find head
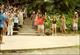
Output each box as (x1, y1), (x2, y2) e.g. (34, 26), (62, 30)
(39, 14), (42, 18)
(53, 16), (56, 20)
(32, 11), (35, 14)
(38, 9), (40, 12)
(74, 11), (78, 15)
(60, 14), (65, 20)
(1, 4), (4, 9)
(14, 14), (17, 17)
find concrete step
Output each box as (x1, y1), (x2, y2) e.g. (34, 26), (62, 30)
(0, 35), (79, 51)
(18, 33), (37, 36)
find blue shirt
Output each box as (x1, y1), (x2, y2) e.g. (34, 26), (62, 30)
(0, 13), (7, 28)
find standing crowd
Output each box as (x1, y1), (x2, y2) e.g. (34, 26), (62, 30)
(0, 3), (79, 44)
(31, 10), (79, 35)
(0, 4), (25, 44)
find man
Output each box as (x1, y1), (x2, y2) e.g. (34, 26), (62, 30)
(37, 14), (45, 35)
(0, 6), (7, 44)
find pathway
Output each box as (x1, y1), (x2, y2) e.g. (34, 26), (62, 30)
(19, 18), (36, 35)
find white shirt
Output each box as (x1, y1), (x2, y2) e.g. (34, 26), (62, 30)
(13, 16), (19, 23)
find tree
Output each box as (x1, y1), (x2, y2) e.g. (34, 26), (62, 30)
(53, 0), (80, 13)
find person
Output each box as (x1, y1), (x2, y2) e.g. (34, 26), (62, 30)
(72, 12), (78, 32)
(18, 9), (24, 28)
(0, 8), (7, 44)
(31, 11), (36, 29)
(37, 14), (45, 35)
(3, 10), (8, 35)
(7, 11), (14, 36)
(34, 13), (38, 31)
(13, 13), (19, 31)
(52, 16), (57, 34)
(23, 8), (27, 21)
(34, 9), (41, 31)
(60, 14), (67, 33)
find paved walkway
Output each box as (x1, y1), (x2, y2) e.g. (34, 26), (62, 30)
(0, 35), (80, 51)
(19, 18), (35, 34)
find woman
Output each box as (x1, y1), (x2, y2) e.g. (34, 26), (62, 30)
(72, 12), (78, 32)
(60, 14), (67, 33)
(52, 16), (57, 34)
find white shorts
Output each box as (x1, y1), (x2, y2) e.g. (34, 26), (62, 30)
(38, 25), (44, 31)
(52, 24), (56, 29)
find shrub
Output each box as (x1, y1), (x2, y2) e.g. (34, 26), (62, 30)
(78, 17), (80, 30)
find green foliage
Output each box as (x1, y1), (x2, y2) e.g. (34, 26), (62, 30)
(78, 17), (80, 30)
(53, 0), (80, 13)
(44, 16), (52, 29)
(66, 15), (72, 31)
(0, 0), (3, 2)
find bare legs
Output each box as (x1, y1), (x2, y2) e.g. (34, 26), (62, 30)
(0, 28), (3, 44)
